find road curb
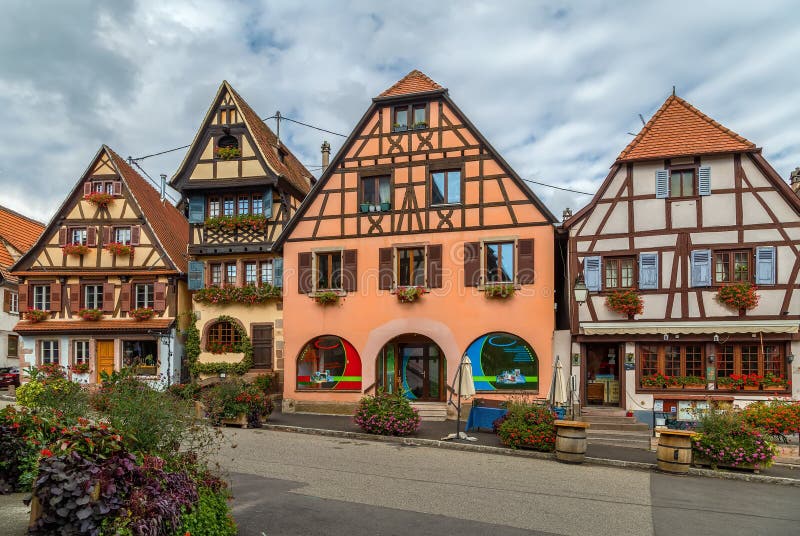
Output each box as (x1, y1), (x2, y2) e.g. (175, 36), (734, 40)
(260, 423), (800, 486)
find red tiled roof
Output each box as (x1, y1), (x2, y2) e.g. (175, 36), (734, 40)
(14, 318), (174, 334)
(617, 95), (756, 162)
(0, 205), (44, 267)
(105, 147), (189, 273)
(378, 70), (444, 98)
(0, 265), (18, 284)
(0, 243), (14, 267)
(226, 84), (313, 195)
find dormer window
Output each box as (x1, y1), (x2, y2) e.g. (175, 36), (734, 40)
(216, 135), (241, 160)
(392, 103), (428, 132)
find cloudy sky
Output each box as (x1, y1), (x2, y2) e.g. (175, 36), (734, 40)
(1, 0), (799, 223)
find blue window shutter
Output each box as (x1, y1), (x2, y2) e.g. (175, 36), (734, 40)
(690, 249), (712, 287)
(188, 261), (204, 290)
(188, 194), (205, 223)
(584, 256), (602, 292)
(755, 246), (776, 285)
(638, 253), (659, 290)
(264, 188), (273, 219)
(655, 170), (669, 199)
(273, 258), (283, 288)
(698, 166), (711, 196)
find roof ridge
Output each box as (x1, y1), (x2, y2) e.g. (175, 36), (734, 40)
(673, 95), (754, 147)
(0, 204), (45, 227)
(378, 69), (444, 98)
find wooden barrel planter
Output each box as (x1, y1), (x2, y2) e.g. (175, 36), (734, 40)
(554, 420), (590, 464)
(656, 430), (695, 474)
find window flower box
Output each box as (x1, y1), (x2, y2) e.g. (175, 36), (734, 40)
(25, 309), (49, 323)
(206, 341), (235, 354)
(193, 285), (281, 305)
(664, 375), (682, 389)
(314, 291), (340, 306)
(69, 362), (91, 374)
(63, 243), (90, 256)
(413, 121), (428, 130)
(83, 191), (114, 207)
(215, 146), (241, 160)
(396, 286), (425, 303)
(78, 308), (103, 321)
(105, 242), (133, 256)
(680, 376), (706, 389)
(640, 373), (668, 389)
(605, 290), (643, 319)
(715, 377), (741, 390)
(130, 307), (155, 321)
(391, 123), (407, 133)
(717, 283), (759, 313)
(205, 214), (267, 233)
(485, 283), (516, 299)
(762, 372), (788, 390)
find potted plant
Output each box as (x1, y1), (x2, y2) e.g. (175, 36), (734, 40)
(741, 373), (763, 391)
(69, 362), (91, 375)
(130, 307), (155, 321)
(762, 372), (789, 391)
(215, 146), (241, 160)
(664, 375), (682, 389)
(640, 372), (667, 389)
(392, 122), (406, 132)
(413, 121), (428, 129)
(105, 242), (133, 256)
(62, 243), (91, 256)
(380, 202), (391, 211)
(485, 283), (516, 299)
(716, 376), (741, 391)
(692, 409), (778, 472)
(201, 379), (274, 428)
(605, 290), (643, 319)
(314, 291), (340, 306)
(83, 191), (114, 207)
(396, 286), (425, 303)
(681, 376), (706, 390)
(25, 309), (49, 323)
(717, 282), (759, 315)
(78, 308), (103, 321)
(360, 203), (371, 213)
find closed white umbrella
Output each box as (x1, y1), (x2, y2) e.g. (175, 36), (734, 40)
(551, 356), (567, 407)
(443, 355), (477, 441)
(458, 355), (476, 399)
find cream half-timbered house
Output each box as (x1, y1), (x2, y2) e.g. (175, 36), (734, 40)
(560, 95), (800, 418)
(12, 146), (189, 384)
(171, 81), (313, 382)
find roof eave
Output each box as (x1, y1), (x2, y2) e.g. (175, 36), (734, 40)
(372, 88), (447, 103)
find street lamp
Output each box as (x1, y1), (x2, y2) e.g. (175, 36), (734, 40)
(573, 276), (588, 305)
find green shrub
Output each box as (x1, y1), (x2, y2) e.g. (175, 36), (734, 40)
(692, 409), (778, 468)
(353, 391), (421, 436)
(741, 401), (800, 441)
(495, 402), (556, 451)
(201, 379), (274, 427)
(253, 373), (276, 394)
(15, 380), (45, 407)
(177, 486), (237, 536)
(17, 378), (88, 423)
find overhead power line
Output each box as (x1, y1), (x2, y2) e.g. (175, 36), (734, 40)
(522, 178), (593, 196)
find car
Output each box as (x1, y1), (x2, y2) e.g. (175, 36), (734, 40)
(0, 366), (20, 388)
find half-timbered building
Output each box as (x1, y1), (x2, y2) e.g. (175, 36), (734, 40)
(278, 71), (557, 417)
(560, 95), (800, 419)
(12, 146), (189, 384)
(171, 81), (313, 381)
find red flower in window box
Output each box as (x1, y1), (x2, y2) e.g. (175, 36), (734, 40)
(396, 286), (425, 303)
(605, 290), (643, 318)
(105, 242), (133, 256)
(83, 191), (114, 207)
(485, 283), (516, 299)
(717, 283), (759, 313)
(62, 243), (90, 256)
(130, 307), (155, 321)
(25, 309), (49, 323)
(70, 362), (91, 374)
(206, 341), (235, 354)
(78, 308), (103, 321)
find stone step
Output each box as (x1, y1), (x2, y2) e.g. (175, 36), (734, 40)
(579, 416), (639, 424)
(583, 422), (650, 432)
(581, 408), (628, 417)
(411, 402), (448, 422)
(587, 429), (652, 440)
(587, 436), (653, 450)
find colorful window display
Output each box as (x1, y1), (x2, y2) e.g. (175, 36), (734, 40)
(466, 332), (539, 391)
(297, 335), (362, 390)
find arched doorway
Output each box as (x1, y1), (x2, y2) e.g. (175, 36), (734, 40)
(376, 334), (445, 401)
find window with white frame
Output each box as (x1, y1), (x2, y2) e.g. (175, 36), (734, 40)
(33, 285), (50, 311)
(71, 228), (87, 245)
(74, 340), (89, 364)
(260, 260), (273, 286)
(114, 227), (131, 245)
(9, 291), (18, 314)
(41, 340), (59, 364)
(244, 262), (257, 286)
(84, 285), (103, 310)
(135, 283), (154, 309)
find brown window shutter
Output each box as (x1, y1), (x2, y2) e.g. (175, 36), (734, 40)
(113, 181), (122, 196)
(342, 249), (358, 292)
(298, 252), (312, 294)
(50, 283), (62, 313)
(153, 282), (167, 312)
(102, 226), (111, 245)
(464, 242), (481, 287)
(87, 227), (97, 247)
(83, 182), (92, 196)
(426, 244), (442, 289)
(378, 248), (394, 290)
(69, 284), (81, 313)
(120, 283), (132, 312)
(58, 227), (67, 247)
(517, 239), (535, 285)
(131, 226), (141, 246)
(2, 290), (10, 313)
(103, 283), (115, 313)
(18, 284), (28, 313)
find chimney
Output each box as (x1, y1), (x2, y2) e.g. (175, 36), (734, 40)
(321, 140), (331, 171)
(790, 167), (800, 195)
(160, 174), (167, 202)
(562, 207), (572, 222)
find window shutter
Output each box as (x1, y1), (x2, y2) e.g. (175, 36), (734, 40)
(188, 261), (205, 291)
(120, 283), (132, 312)
(464, 242), (481, 287)
(298, 252), (313, 294)
(131, 226), (141, 246)
(583, 256), (602, 292)
(58, 227), (67, 247)
(378, 248), (394, 290)
(426, 244), (442, 288)
(655, 170), (669, 199)
(273, 258), (283, 288)
(698, 166), (711, 196)
(102, 283), (115, 313)
(264, 188), (273, 219)
(342, 249), (358, 292)
(87, 227), (97, 247)
(50, 283), (62, 313)
(113, 181), (122, 196)
(102, 226), (111, 245)
(2, 290), (10, 313)
(18, 284), (28, 313)
(83, 182), (92, 196)
(69, 284), (81, 313)
(638, 253), (659, 290)
(755, 246), (776, 285)
(517, 239), (535, 285)
(188, 194), (205, 223)
(690, 249), (712, 287)
(153, 282), (167, 312)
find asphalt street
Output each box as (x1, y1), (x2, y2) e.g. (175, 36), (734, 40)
(217, 429), (800, 536)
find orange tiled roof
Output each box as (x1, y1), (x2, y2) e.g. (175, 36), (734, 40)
(105, 147), (189, 273)
(226, 84), (313, 195)
(378, 70), (444, 98)
(13, 318), (174, 334)
(617, 95), (756, 162)
(0, 205), (44, 267)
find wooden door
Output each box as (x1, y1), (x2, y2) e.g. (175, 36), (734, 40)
(96, 341), (115, 378)
(252, 324), (273, 368)
(400, 343), (443, 401)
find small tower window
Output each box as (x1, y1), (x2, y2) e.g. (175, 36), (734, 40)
(216, 135), (241, 160)
(217, 135), (238, 149)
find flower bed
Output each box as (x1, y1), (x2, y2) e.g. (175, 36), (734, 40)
(105, 241), (133, 256)
(396, 286), (425, 303)
(193, 284), (281, 305)
(205, 214), (266, 233)
(741, 401), (800, 442)
(494, 402), (556, 451)
(25, 309), (49, 323)
(130, 307), (155, 321)
(78, 308), (103, 321)
(605, 289), (643, 317)
(354, 392), (421, 436)
(692, 409), (777, 470)
(83, 191), (114, 207)
(485, 283), (516, 299)
(717, 282), (759, 312)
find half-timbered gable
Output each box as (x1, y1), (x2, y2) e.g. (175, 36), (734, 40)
(561, 95), (800, 413)
(279, 70), (557, 416)
(11, 145), (189, 384)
